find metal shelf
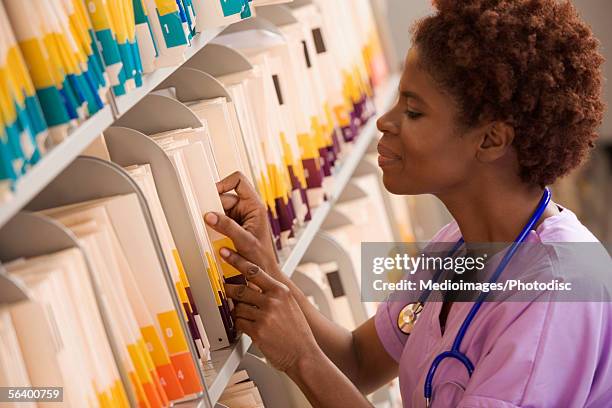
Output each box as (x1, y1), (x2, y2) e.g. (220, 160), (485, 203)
(0, 27), (226, 230)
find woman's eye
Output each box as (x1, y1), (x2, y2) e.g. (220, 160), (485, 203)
(405, 110), (423, 119)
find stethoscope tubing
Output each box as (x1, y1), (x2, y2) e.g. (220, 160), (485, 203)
(423, 187), (552, 405)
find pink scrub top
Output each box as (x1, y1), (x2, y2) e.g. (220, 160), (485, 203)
(375, 208), (612, 407)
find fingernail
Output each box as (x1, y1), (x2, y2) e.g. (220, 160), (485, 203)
(205, 212), (218, 225)
(220, 247), (231, 258)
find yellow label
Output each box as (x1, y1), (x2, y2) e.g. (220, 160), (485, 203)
(342, 69), (360, 104)
(138, 337), (158, 374)
(258, 171), (276, 216)
(158, 310), (189, 354)
(211, 237), (242, 279)
(127, 343), (153, 385)
(297, 132), (319, 160)
(311, 116), (326, 150)
(97, 389), (111, 408)
(172, 249), (190, 288)
(41, 34), (66, 86)
(108, 0), (128, 43)
(175, 281), (190, 321)
(111, 380), (130, 408)
(19, 39), (56, 89)
(205, 252), (223, 305)
(7, 47), (34, 99)
(67, 13), (88, 63)
(0, 67), (17, 124)
(323, 103), (335, 139)
(87, 0), (113, 31)
(155, 0), (179, 15)
(334, 104), (351, 127)
(52, 32), (79, 75)
(279, 132), (294, 168)
(171, 249), (191, 320)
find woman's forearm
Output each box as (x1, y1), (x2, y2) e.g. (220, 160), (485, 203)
(283, 278), (361, 382)
(286, 345), (373, 408)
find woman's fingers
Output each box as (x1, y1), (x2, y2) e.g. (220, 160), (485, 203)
(234, 317), (258, 338)
(204, 211), (256, 249)
(219, 193), (239, 212)
(221, 248), (280, 292)
(232, 302), (260, 322)
(225, 284), (265, 307)
(216, 171), (258, 199)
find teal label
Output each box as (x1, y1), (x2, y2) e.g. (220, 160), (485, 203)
(221, 0), (244, 17)
(95, 28), (122, 66)
(37, 86), (70, 126)
(156, 9), (188, 48)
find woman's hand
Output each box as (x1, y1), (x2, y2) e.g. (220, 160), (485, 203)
(204, 171), (282, 280)
(220, 247), (322, 373)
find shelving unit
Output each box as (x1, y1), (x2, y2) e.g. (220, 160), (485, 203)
(182, 74), (399, 408)
(0, 26), (226, 230)
(0, 1), (399, 401)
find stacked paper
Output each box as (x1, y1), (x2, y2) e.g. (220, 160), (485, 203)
(3, 247), (129, 407)
(39, 194), (204, 405)
(218, 369), (266, 408)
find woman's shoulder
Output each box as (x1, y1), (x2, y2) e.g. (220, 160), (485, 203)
(534, 205), (600, 243)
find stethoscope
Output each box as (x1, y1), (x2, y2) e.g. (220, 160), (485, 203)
(396, 187), (552, 407)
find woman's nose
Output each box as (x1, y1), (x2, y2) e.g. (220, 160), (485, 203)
(377, 109), (400, 136)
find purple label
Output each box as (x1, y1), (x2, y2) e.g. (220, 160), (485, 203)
(318, 148), (332, 177)
(275, 198), (295, 233)
(302, 158), (324, 188)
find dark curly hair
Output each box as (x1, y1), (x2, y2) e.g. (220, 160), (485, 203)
(412, 0), (605, 186)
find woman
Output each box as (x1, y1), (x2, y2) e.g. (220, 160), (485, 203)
(204, 0), (611, 406)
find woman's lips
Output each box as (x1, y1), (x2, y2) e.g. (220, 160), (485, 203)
(377, 143), (402, 167)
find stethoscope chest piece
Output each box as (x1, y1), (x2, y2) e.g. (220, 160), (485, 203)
(398, 302), (424, 334)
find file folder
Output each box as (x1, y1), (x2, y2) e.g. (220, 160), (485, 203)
(193, 0), (252, 32)
(127, 164), (212, 364)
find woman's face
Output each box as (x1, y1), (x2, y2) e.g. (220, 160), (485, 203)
(376, 47), (480, 196)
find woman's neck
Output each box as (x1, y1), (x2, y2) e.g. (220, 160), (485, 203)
(437, 181), (558, 243)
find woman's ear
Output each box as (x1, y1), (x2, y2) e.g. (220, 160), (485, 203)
(476, 122), (515, 162)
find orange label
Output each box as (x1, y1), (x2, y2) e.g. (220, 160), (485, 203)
(156, 362), (185, 401)
(141, 381), (163, 408)
(169, 352), (203, 395)
(138, 338), (168, 406)
(128, 370), (150, 408)
(128, 343), (162, 408)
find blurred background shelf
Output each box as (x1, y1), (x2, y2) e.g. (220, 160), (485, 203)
(280, 73), (398, 278)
